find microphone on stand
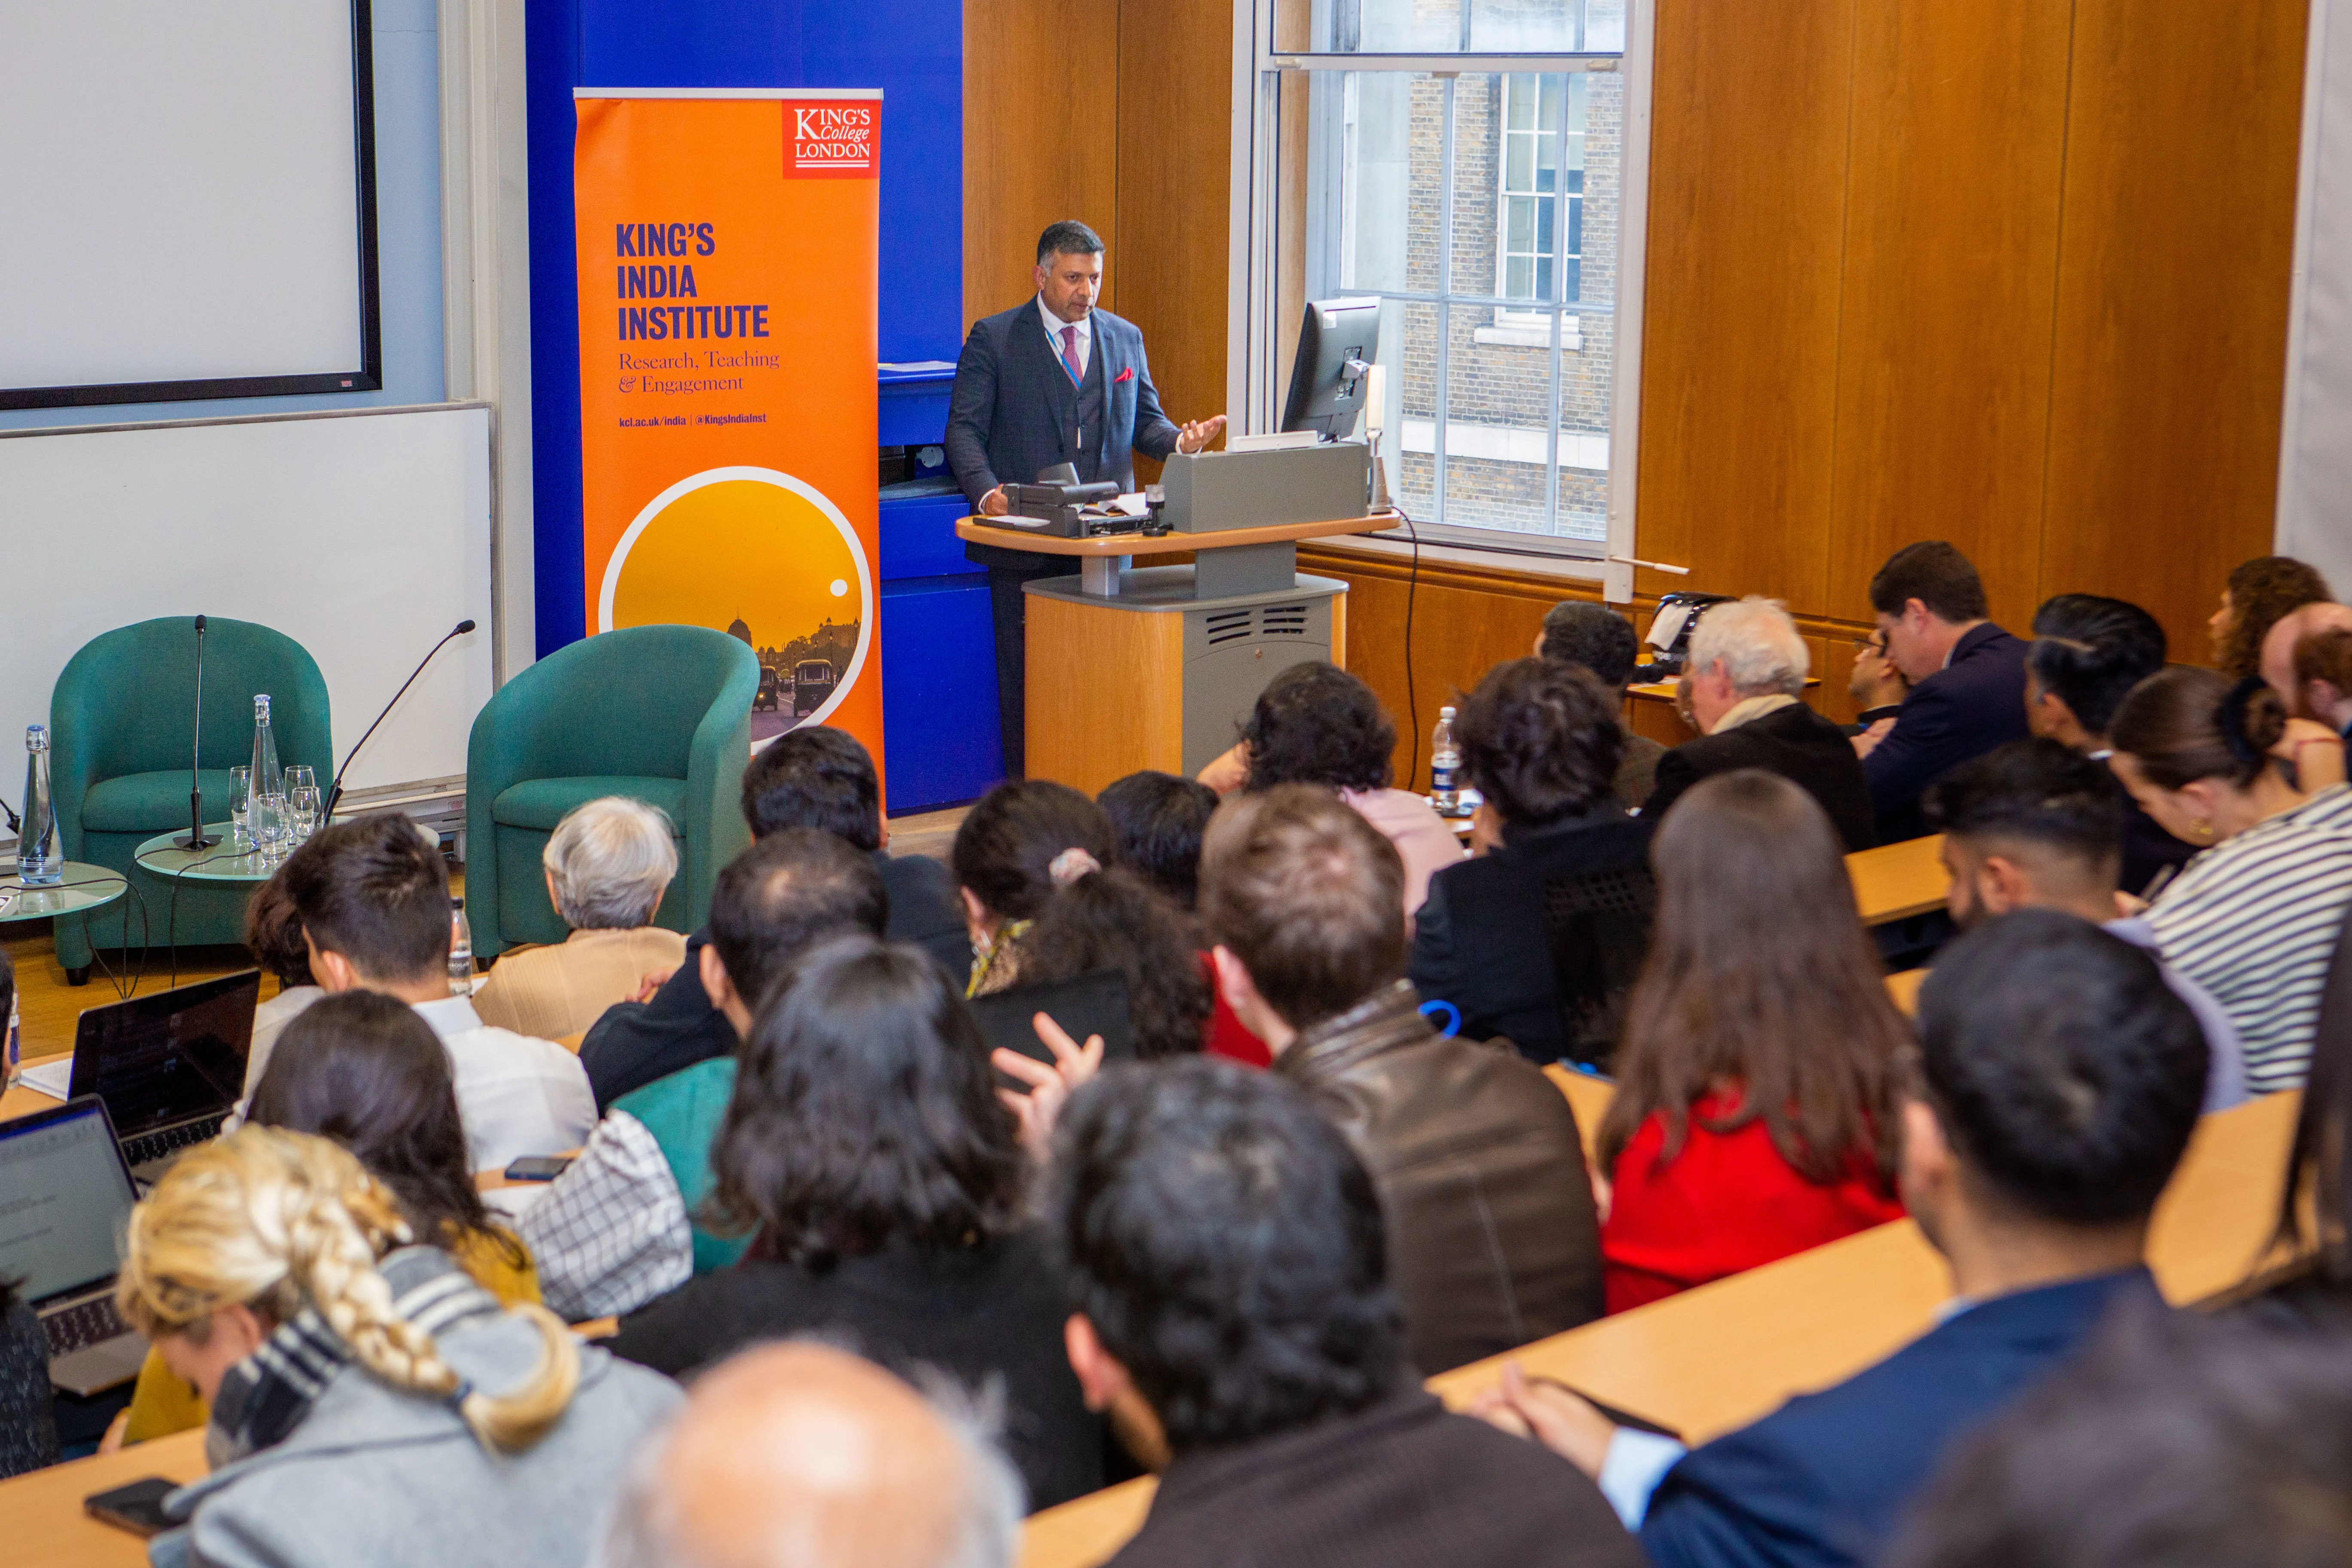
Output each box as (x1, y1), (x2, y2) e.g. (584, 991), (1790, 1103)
(175, 615), (219, 850)
(325, 620), (477, 822)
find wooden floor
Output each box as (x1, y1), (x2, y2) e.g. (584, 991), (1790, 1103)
(887, 804), (967, 865)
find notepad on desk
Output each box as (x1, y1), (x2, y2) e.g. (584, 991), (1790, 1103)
(15, 1058), (72, 1100)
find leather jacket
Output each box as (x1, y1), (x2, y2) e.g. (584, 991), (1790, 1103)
(1276, 980), (1605, 1373)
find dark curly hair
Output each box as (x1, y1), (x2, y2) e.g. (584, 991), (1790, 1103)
(708, 936), (1027, 1268)
(1240, 662), (1395, 793)
(952, 780), (1117, 923)
(1021, 865), (1210, 1060)
(2218, 556), (2331, 681)
(1455, 657), (1624, 826)
(242, 842), (321, 988)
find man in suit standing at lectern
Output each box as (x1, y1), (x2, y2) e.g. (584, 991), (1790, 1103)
(947, 218), (1227, 778)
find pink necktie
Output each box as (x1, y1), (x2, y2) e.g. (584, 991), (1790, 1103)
(1059, 324), (1084, 384)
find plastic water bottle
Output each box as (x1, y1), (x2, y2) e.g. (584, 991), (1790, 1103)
(18, 725), (62, 886)
(449, 898), (474, 996)
(4, 982), (19, 1087)
(1431, 706), (1462, 815)
(248, 695), (284, 857)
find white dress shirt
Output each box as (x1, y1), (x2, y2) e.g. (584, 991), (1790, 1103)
(411, 994), (598, 1172)
(1037, 295), (1093, 381)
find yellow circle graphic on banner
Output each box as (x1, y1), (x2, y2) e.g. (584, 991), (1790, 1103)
(599, 466), (872, 736)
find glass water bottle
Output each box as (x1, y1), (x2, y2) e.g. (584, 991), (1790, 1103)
(249, 695), (285, 858)
(18, 725), (61, 886)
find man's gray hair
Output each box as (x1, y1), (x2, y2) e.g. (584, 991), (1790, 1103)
(543, 796), (678, 931)
(1687, 596), (1810, 697)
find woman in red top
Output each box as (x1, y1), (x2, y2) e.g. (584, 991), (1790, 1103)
(1596, 769), (1910, 1312)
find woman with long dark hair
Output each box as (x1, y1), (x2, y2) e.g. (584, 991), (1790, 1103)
(1595, 770), (1909, 1312)
(607, 935), (1101, 1510)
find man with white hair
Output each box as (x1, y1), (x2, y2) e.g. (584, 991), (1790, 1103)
(1638, 597), (1877, 849)
(597, 1342), (1024, 1568)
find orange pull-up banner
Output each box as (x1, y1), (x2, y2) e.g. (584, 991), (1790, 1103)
(573, 88), (883, 771)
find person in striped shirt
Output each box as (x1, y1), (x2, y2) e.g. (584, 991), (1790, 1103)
(2110, 667), (2352, 1092)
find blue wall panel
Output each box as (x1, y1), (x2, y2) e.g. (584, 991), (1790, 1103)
(879, 575), (1003, 813)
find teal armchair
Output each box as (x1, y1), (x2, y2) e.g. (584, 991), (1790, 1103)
(466, 625), (758, 959)
(49, 617), (332, 980)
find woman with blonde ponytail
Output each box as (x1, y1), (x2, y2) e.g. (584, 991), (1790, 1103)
(119, 1128), (681, 1568)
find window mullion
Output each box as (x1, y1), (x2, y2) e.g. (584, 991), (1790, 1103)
(1434, 72), (1457, 526)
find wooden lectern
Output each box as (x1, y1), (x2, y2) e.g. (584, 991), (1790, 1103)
(954, 514), (1393, 794)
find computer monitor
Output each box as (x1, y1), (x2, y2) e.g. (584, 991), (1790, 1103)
(1280, 296), (1382, 440)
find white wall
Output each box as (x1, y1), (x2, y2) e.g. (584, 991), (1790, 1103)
(2280, 0), (2352, 587)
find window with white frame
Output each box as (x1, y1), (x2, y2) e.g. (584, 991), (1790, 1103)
(1238, 0), (1648, 557)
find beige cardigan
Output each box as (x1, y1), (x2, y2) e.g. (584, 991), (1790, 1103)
(470, 926), (688, 1040)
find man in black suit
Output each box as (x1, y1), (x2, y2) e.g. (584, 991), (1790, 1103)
(947, 219), (1227, 777)
(1047, 1057), (1641, 1568)
(1849, 541), (2030, 842)
(1639, 597), (1875, 849)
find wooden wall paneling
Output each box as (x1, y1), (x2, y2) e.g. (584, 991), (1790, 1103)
(2035, 0), (2309, 662)
(1633, 0), (1858, 616)
(963, 0), (1122, 330)
(1114, 0), (1234, 482)
(1823, 0), (2075, 633)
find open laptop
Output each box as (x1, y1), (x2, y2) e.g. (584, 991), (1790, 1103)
(70, 969), (259, 1185)
(0, 1095), (148, 1394)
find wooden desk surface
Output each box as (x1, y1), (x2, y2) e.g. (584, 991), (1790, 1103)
(11, 1429), (207, 1568)
(1628, 678), (1821, 702)
(954, 514), (1392, 558)
(1849, 834), (1950, 926)
(1, 1050), (71, 1123)
(1016, 1087), (2300, 1568)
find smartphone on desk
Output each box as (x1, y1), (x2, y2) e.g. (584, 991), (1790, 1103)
(86, 1477), (179, 1537)
(503, 1155), (573, 1182)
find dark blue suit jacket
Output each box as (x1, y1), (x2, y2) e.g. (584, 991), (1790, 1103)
(946, 301), (1182, 569)
(1863, 621), (2031, 842)
(1640, 1267), (2159, 1568)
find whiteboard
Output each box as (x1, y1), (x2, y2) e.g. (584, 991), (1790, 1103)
(0, 405), (495, 796)
(0, 0), (375, 405)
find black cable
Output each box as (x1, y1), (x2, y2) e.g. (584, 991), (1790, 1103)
(1390, 504), (1424, 792)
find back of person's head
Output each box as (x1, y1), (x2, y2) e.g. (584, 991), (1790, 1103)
(1238, 662), (1395, 794)
(740, 726), (884, 849)
(1685, 596), (1810, 697)
(2026, 594), (2168, 737)
(1913, 910), (2206, 1230)
(1021, 862), (1210, 1060)
(1538, 601), (1640, 690)
(1603, 770), (1907, 1184)
(1868, 541), (1988, 624)
(543, 796), (678, 931)
(2294, 626), (2352, 718)
(1044, 1058), (1407, 1455)
(707, 828), (889, 1014)
(285, 811), (451, 985)
(600, 1342), (1023, 1568)
(1922, 739), (2124, 903)
(116, 1127), (578, 1452)
(2109, 665), (2286, 792)
(1888, 1305), (2352, 1568)
(710, 936), (1024, 1267)
(2221, 554), (2333, 681)
(248, 990), (502, 1259)
(2281, 922), (2352, 1279)
(1199, 785), (1405, 1029)
(1097, 771), (1220, 909)
(1455, 657), (1624, 828)
(242, 843), (321, 988)
(951, 779), (1116, 923)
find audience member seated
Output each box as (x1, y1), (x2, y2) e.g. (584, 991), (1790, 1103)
(117, 1128), (680, 1567)
(2260, 603), (2352, 792)
(1887, 1306), (2352, 1568)
(1100, 768), (1268, 1065)
(1198, 662), (1460, 916)
(286, 812), (594, 1171)
(1018, 859), (1210, 1061)
(471, 796), (687, 1039)
(239, 842), (326, 1104)
(2293, 626), (2352, 739)
(2111, 668), (2352, 1092)
(600, 1343), (1023, 1568)
(0, 954), (59, 1481)
(1638, 597), (1875, 849)
(1203, 784), (1603, 1370)
(954, 779), (1120, 995)
(1537, 600), (1667, 808)
(1925, 740), (2247, 1111)
(2244, 908), (2352, 1331)
(113, 990), (545, 1448)
(1409, 657), (1651, 1065)
(607, 936), (1102, 1510)
(1045, 1057), (1642, 1568)
(1475, 909), (2209, 1568)
(2023, 593), (2196, 895)
(2210, 552), (2331, 680)
(580, 726), (966, 1107)
(521, 830), (888, 1314)
(1848, 541), (2029, 842)
(1595, 771), (1907, 1312)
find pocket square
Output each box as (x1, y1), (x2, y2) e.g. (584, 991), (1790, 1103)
(1114, 367), (1134, 385)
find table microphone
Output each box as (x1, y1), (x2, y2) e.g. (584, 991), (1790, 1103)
(325, 619), (478, 821)
(175, 615), (219, 850)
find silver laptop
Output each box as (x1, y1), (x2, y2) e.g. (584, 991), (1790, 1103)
(70, 969), (258, 1186)
(0, 1094), (147, 1395)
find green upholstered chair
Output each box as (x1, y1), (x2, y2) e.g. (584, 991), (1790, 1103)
(465, 625), (758, 960)
(49, 617), (333, 980)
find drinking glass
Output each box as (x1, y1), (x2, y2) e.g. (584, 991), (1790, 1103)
(228, 765), (253, 851)
(286, 782), (321, 843)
